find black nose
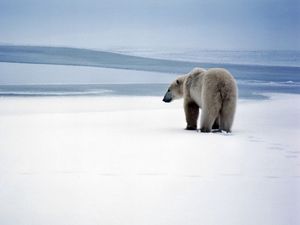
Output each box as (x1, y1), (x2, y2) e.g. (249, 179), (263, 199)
(163, 91), (172, 103)
(162, 97), (171, 103)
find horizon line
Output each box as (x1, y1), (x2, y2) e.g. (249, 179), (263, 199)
(0, 43), (299, 52)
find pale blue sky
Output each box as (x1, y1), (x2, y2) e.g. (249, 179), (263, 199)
(0, 0), (299, 50)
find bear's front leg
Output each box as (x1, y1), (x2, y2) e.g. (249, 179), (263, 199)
(184, 100), (199, 130)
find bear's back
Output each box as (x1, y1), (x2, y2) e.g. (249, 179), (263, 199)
(203, 68), (237, 100)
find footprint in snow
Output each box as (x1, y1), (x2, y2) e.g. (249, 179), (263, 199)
(248, 136), (264, 143)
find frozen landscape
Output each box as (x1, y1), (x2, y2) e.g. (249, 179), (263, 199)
(0, 46), (299, 225)
(0, 94), (299, 225)
(1, 0), (299, 223)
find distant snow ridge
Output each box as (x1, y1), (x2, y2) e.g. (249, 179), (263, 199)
(0, 45), (199, 74)
(1, 45), (300, 75)
(115, 48), (300, 67)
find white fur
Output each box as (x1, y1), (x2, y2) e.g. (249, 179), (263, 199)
(164, 67), (238, 132)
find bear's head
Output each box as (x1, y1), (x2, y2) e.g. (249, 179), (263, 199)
(162, 76), (186, 103)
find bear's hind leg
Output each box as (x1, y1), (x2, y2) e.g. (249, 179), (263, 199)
(219, 99), (236, 133)
(200, 107), (219, 132)
(212, 116), (220, 130)
(184, 100), (199, 130)
(200, 92), (222, 133)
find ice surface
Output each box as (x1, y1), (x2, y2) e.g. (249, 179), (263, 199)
(0, 94), (299, 225)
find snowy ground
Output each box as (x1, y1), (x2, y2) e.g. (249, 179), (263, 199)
(0, 94), (299, 225)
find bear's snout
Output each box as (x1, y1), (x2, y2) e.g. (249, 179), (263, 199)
(163, 92), (172, 103)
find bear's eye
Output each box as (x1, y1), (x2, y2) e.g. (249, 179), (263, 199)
(168, 89), (170, 92)
(176, 80), (180, 85)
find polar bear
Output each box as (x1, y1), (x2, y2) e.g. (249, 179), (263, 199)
(163, 68), (237, 133)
